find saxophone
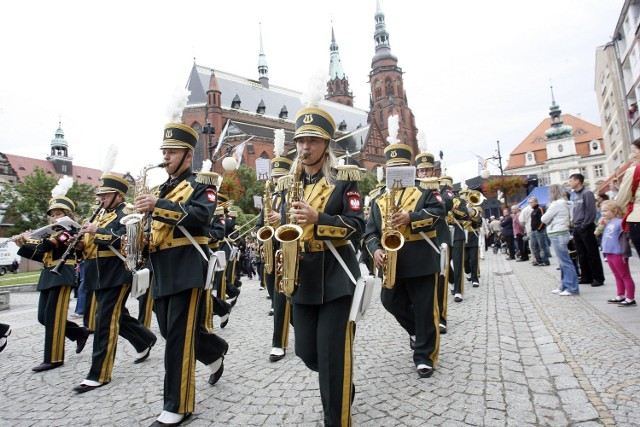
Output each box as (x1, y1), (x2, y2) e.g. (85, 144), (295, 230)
(120, 163), (165, 271)
(257, 180), (275, 274)
(274, 154), (307, 296)
(380, 187), (405, 289)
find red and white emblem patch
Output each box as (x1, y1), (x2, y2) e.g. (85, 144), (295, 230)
(347, 190), (362, 211)
(446, 189), (454, 198)
(434, 190), (443, 203)
(206, 188), (217, 203)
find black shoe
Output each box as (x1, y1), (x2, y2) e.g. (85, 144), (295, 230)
(73, 382), (108, 393)
(618, 300), (636, 306)
(269, 350), (286, 362)
(268, 308), (274, 316)
(0, 328), (11, 354)
(542, 262), (550, 266)
(417, 366), (434, 378)
(472, 282), (479, 288)
(76, 329), (90, 354)
(208, 360), (224, 385)
(591, 281), (604, 287)
(220, 313), (230, 329)
(149, 413), (192, 426)
(607, 297), (625, 303)
(579, 279), (591, 285)
(135, 337), (157, 364)
(409, 337), (416, 350)
(439, 324), (447, 334)
(32, 362), (63, 372)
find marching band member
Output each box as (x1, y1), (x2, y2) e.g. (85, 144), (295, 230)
(135, 123), (228, 426)
(416, 143), (452, 335)
(364, 115), (445, 379)
(15, 180), (90, 371)
(256, 129), (293, 362)
(463, 197), (483, 288)
(281, 103), (364, 425)
(205, 203), (232, 330)
(448, 185), (470, 303)
(73, 174), (157, 393)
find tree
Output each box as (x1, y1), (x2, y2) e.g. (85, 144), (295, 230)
(483, 176), (527, 205)
(0, 168), (97, 235)
(219, 171), (244, 208)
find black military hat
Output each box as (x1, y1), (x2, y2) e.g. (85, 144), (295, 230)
(47, 196), (75, 215)
(161, 122), (199, 151)
(96, 173), (130, 195)
(271, 157), (293, 176)
(294, 107), (336, 141)
(415, 152), (435, 169)
(384, 143), (413, 167)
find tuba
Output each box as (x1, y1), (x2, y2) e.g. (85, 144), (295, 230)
(257, 180), (275, 274)
(274, 154), (306, 297)
(120, 163), (165, 271)
(380, 187), (405, 289)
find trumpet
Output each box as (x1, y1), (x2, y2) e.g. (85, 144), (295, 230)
(51, 202), (104, 275)
(462, 189), (485, 206)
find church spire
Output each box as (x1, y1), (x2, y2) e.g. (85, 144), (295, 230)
(372, 0), (397, 65)
(46, 119), (73, 175)
(326, 24), (353, 106)
(544, 85), (572, 140)
(258, 23), (269, 88)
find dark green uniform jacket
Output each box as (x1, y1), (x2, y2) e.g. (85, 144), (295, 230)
(82, 203), (131, 291)
(280, 173), (365, 305)
(18, 230), (77, 291)
(149, 169), (216, 298)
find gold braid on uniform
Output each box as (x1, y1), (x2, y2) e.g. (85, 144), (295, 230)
(277, 175), (294, 192)
(418, 177), (440, 190)
(195, 171), (222, 186)
(335, 164), (362, 182)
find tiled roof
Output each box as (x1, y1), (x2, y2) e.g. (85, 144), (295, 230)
(506, 114), (603, 170)
(187, 65), (369, 140)
(2, 153), (117, 186)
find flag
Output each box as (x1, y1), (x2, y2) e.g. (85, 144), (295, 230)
(212, 119), (230, 159)
(476, 156), (484, 176)
(233, 136), (254, 168)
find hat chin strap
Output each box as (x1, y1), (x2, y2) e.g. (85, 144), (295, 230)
(169, 150), (190, 177)
(302, 142), (329, 168)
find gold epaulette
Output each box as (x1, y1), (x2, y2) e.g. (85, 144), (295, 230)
(369, 185), (384, 201)
(195, 171), (221, 186)
(418, 177), (440, 190)
(277, 174), (294, 192)
(335, 164), (362, 182)
(123, 203), (135, 215)
(214, 206), (224, 215)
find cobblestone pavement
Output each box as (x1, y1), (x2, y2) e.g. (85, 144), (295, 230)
(1, 252), (639, 426)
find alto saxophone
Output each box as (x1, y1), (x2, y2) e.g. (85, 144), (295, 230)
(120, 163), (165, 271)
(257, 180), (275, 274)
(380, 186), (405, 289)
(274, 154), (307, 296)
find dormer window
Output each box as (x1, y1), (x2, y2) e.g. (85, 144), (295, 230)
(279, 105), (288, 119)
(527, 153), (534, 161)
(592, 141), (600, 150)
(256, 99), (266, 115)
(338, 120), (347, 131)
(231, 94), (241, 109)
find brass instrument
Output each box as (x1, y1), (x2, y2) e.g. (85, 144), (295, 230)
(120, 163), (165, 271)
(380, 187), (405, 289)
(51, 202), (104, 275)
(257, 180), (275, 274)
(227, 215), (260, 242)
(462, 189), (485, 206)
(274, 154), (307, 296)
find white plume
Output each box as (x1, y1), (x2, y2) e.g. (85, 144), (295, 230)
(51, 175), (74, 198)
(166, 85), (191, 123)
(461, 177), (468, 190)
(101, 144), (118, 173)
(376, 165), (384, 183)
(300, 69), (328, 107)
(273, 129), (285, 157)
(200, 159), (212, 172)
(417, 130), (428, 154)
(338, 157), (345, 166)
(386, 115), (399, 145)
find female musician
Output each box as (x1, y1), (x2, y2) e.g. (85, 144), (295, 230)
(14, 195), (90, 371)
(282, 106), (365, 426)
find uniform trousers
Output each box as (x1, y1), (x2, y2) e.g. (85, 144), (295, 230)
(83, 291), (97, 331)
(464, 246), (479, 282)
(87, 284), (156, 383)
(293, 296), (354, 427)
(265, 269), (292, 347)
(437, 246), (451, 327)
(137, 288), (154, 328)
(450, 240), (465, 295)
(154, 288), (228, 414)
(38, 286), (86, 363)
(381, 274), (440, 368)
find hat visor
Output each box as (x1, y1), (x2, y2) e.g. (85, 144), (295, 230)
(294, 129), (331, 141)
(160, 142), (193, 150)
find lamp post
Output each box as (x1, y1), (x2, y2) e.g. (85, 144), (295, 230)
(480, 140), (506, 206)
(203, 121), (216, 161)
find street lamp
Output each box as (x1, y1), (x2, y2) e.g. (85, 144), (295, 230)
(203, 119), (237, 172)
(203, 121), (216, 160)
(480, 140), (506, 204)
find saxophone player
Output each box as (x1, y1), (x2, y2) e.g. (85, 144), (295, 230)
(364, 139), (446, 379)
(446, 182), (471, 303)
(73, 174), (157, 393)
(256, 150), (293, 362)
(282, 105), (364, 426)
(134, 123), (228, 426)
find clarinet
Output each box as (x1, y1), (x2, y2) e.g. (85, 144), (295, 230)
(51, 203), (104, 275)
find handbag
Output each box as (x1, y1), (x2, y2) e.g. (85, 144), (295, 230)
(619, 230), (632, 258)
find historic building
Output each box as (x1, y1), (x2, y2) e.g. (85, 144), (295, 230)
(506, 89), (606, 191)
(181, 2), (420, 175)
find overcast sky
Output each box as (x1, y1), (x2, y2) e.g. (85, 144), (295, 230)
(0, 0), (623, 186)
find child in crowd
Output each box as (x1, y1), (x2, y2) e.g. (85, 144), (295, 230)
(600, 200), (636, 306)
